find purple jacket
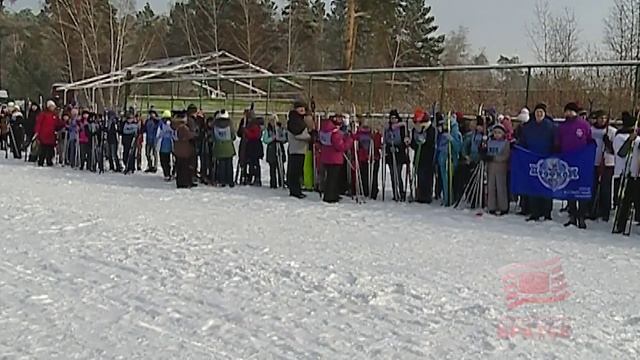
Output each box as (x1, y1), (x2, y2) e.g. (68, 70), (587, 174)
(555, 116), (592, 153)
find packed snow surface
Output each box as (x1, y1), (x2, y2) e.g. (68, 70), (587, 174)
(0, 158), (639, 359)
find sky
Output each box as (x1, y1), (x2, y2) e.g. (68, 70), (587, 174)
(10, 0), (611, 63)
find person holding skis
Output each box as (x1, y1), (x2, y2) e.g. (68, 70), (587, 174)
(263, 116), (288, 189)
(319, 114), (354, 203)
(9, 106), (25, 159)
(34, 100), (63, 167)
(556, 102), (593, 229)
(354, 118), (382, 199)
(613, 112), (637, 210)
(212, 110), (236, 187)
(613, 111), (640, 234)
(25, 103), (40, 162)
(410, 108), (437, 204)
(589, 110), (615, 222)
(436, 113), (463, 206)
(384, 110), (409, 201)
(287, 100), (312, 199)
(156, 110), (175, 182)
(144, 109), (160, 173)
(121, 112), (140, 175)
(518, 103), (556, 221)
(106, 111), (122, 172)
(484, 123), (511, 216)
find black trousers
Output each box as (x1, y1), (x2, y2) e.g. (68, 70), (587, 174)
(269, 162), (285, 188)
(38, 144), (55, 166)
(287, 153), (305, 196)
(323, 164), (343, 203)
(248, 157), (261, 185)
(416, 164), (435, 204)
(590, 166), (613, 220)
(357, 159), (381, 199)
(614, 177), (640, 232)
(387, 161), (405, 200)
(529, 196), (553, 219)
(160, 152), (172, 178)
(79, 143), (90, 170)
(175, 157), (192, 188)
(122, 137), (136, 173)
(568, 200), (588, 220)
(216, 158), (234, 186)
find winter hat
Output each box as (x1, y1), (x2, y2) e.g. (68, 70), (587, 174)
(82, 109), (91, 116)
(187, 104), (198, 113)
(476, 115), (485, 126)
(622, 111), (636, 128)
(216, 110), (230, 120)
(492, 123), (506, 133)
(564, 102), (580, 113)
(389, 109), (400, 120)
(46, 100), (56, 109)
(455, 112), (464, 122)
(590, 110), (606, 120)
(148, 109), (158, 117)
(293, 99), (307, 109)
(161, 110), (172, 119)
(516, 108), (530, 123)
(414, 107), (427, 122)
(534, 103), (547, 113)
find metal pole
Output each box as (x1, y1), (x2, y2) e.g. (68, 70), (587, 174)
(308, 76), (313, 103)
(525, 67), (532, 108)
(146, 83), (150, 110)
(633, 65), (640, 115)
(265, 77), (272, 117)
(367, 72), (374, 115)
(231, 82), (236, 117)
(91, 88), (96, 112)
(170, 83), (174, 110)
(63, 90), (68, 107)
(439, 71), (446, 110)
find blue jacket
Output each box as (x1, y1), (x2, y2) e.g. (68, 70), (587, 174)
(436, 119), (463, 166)
(156, 122), (174, 153)
(519, 116), (556, 156)
(145, 118), (159, 144)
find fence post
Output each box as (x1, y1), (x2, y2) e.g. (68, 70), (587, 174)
(368, 72), (374, 115)
(525, 67), (532, 109)
(633, 65), (640, 115)
(265, 77), (272, 117)
(439, 71), (446, 111)
(231, 82), (236, 117)
(308, 76), (313, 104)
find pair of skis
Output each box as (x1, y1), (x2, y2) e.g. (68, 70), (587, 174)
(612, 112), (640, 236)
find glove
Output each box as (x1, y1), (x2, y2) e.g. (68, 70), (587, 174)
(404, 137), (411, 145)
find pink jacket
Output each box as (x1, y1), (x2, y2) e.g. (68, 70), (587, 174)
(78, 120), (89, 144)
(319, 120), (353, 165)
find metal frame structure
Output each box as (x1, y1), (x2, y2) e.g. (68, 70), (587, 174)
(58, 58), (640, 114)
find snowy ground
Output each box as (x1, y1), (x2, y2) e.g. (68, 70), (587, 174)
(0, 156), (639, 360)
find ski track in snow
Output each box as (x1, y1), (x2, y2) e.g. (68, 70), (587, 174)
(0, 158), (639, 359)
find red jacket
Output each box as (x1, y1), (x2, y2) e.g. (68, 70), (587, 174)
(34, 111), (63, 146)
(354, 127), (382, 162)
(319, 120), (353, 166)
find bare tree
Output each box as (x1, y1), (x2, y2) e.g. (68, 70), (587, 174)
(527, 0), (580, 63)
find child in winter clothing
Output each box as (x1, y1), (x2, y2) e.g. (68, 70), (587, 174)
(243, 116), (264, 186)
(212, 110), (236, 187)
(78, 111), (91, 170)
(354, 121), (382, 199)
(484, 124), (511, 215)
(106, 112), (121, 172)
(156, 110), (175, 181)
(67, 112), (80, 168)
(436, 114), (463, 206)
(320, 115), (354, 203)
(174, 113), (195, 189)
(613, 116), (640, 234)
(410, 109), (437, 204)
(384, 110), (410, 201)
(262, 118), (288, 189)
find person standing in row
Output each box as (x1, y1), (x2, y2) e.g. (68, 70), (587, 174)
(34, 101), (63, 167)
(287, 100), (312, 199)
(174, 112), (195, 189)
(589, 110), (615, 222)
(557, 102), (592, 229)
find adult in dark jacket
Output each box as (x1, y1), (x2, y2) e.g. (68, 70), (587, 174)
(244, 116), (264, 186)
(410, 109), (437, 204)
(518, 103), (556, 221)
(106, 111), (122, 172)
(10, 108), (25, 159)
(25, 103), (39, 143)
(34, 100), (63, 166)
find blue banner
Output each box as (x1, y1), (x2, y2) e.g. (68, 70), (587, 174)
(510, 144), (596, 200)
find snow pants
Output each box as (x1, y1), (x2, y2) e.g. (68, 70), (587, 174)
(160, 152), (172, 178)
(175, 156), (192, 188)
(216, 158), (234, 186)
(108, 143), (121, 171)
(79, 143), (90, 170)
(358, 160), (380, 199)
(287, 153), (305, 197)
(487, 161), (509, 212)
(387, 160), (405, 201)
(145, 143), (157, 171)
(614, 177), (640, 232)
(415, 162), (434, 204)
(590, 166), (613, 220)
(323, 164), (343, 203)
(37, 144), (55, 167)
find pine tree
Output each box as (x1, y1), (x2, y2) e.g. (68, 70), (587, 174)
(393, 0), (444, 67)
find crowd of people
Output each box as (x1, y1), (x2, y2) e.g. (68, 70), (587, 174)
(1, 98), (639, 234)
